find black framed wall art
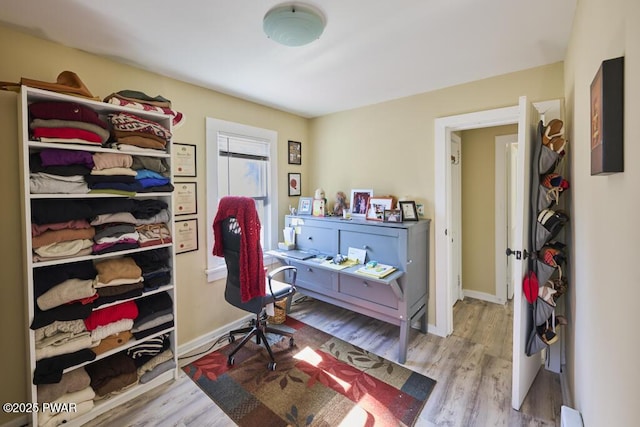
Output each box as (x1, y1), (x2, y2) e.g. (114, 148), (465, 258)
(288, 140), (301, 165)
(590, 56), (624, 175)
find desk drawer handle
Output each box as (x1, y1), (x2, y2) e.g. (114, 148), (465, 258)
(306, 268), (312, 272)
(307, 236), (313, 240)
(362, 281), (369, 287)
(362, 245), (369, 250)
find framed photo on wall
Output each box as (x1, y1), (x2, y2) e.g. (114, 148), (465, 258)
(288, 140), (302, 165)
(288, 172), (301, 196)
(175, 182), (197, 215)
(350, 189), (373, 218)
(175, 219), (198, 254)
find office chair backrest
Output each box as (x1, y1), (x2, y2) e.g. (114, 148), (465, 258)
(221, 217), (264, 314)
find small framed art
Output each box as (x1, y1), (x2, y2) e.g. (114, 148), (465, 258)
(366, 197), (393, 221)
(312, 199), (326, 217)
(350, 189), (373, 218)
(173, 143), (197, 177)
(175, 182), (197, 215)
(384, 209), (402, 223)
(399, 201), (419, 221)
(288, 173), (301, 196)
(175, 219), (199, 254)
(288, 140), (302, 165)
(297, 197), (313, 215)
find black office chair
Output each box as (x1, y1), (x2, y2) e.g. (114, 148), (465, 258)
(220, 214), (297, 371)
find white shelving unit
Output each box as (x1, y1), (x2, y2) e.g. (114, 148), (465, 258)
(17, 86), (178, 426)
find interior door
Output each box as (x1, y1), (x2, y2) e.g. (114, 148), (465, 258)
(507, 142), (518, 300)
(450, 134), (462, 305)
(511, 96), (541, 410)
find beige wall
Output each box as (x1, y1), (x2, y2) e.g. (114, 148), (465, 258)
(309, 64), (563, 327)
(0, 25), (309, 424)
(460, 125), (517, 296)
(564, 0), (639, 425)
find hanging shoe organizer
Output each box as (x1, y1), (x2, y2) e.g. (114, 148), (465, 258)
(526, 119), (570, 357)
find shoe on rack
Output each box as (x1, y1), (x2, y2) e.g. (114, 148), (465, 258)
(543, 119), (564, 145)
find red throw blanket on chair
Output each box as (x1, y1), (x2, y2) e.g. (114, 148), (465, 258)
(212, 196), (265, 302)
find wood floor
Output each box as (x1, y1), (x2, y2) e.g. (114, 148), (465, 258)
(84, 296), (562, 427)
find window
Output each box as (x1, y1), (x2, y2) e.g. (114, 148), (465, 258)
(206, 118), (278, 282)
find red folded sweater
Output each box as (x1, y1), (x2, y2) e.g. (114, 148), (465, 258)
(84, 300), (139, 331)
(212, 196), (265, 302)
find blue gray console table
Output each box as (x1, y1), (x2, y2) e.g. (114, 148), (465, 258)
(271, 215), (430, 364)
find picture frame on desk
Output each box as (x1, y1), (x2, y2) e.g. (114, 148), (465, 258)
(384, 209), (402, 223)
(366, 197), (393, 221)
(399, 201), (419, 221)
(288, 172), (301, 196)
(297, 197), (313, 215)
(350, 189), (373, 218)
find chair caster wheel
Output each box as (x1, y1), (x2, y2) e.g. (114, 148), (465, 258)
(268, 362), (277, 371)
(228, 356), (235, 366)
(289, 338), (295, 348)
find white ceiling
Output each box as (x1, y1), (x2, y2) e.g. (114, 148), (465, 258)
(0, 0), (576, 118)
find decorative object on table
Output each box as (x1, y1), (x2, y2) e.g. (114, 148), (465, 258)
(366, 197), (393, 221)
(384, 209), (402, 223)
(333, 191), (349, 216)
(590, 56), (624, 175)
(349, 189), (373, 218)
(297, 197), (313, 215)
(399, 201), (419, 221)
(416, 203), (425, 217)
(288, 172), (301, 196)
(288, 140), (302, 165)
(173, 143), (197, 177)
(312, 199), (325, 217)
(183, 317), (436, 427)
(356, 262), (397, 278)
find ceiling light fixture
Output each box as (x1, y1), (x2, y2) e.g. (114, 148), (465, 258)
(263, 3), (325, 47)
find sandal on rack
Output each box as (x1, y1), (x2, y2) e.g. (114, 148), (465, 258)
(543, 119), (564, 145)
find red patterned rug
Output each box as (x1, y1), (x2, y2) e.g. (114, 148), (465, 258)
(183, 317), (436, 426)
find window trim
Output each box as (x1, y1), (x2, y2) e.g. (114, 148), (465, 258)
(205, 118), (278, 282)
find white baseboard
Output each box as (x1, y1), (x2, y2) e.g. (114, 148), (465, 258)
(463, 289), (506, 305)
(177, 314), (253, 360)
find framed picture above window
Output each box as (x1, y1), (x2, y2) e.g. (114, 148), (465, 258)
(288, 173), (301, 196)
(399, 201), (419, 221)
(288, 140), (302, 165)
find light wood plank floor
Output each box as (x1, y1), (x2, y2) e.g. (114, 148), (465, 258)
(84, 296), (562, 427)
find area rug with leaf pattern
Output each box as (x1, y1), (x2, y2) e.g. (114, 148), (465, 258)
(183, 317), (436, 426)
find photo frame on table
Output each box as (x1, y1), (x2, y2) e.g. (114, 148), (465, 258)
(173, 143), (197, 177)
(288, 140), (302, 165)
(399, 201), (419, 221)
(350, 189), (373, 218)
(366, 197), (393, 221)
(175, 182), (197, 216)
(175, 219), (198, 254)
(297, 197), (313, 215)
(288, 172), (301, 196)
(384, 209), (402, 223)
(590, 56), (624, 175)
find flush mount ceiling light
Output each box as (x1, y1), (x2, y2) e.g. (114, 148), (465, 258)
(263, 3), (325, 47)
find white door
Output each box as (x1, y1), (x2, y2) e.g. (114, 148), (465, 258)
(450, 134), (462, 305)
(511, 96), (541, 410)
(507, 142), (519, 300)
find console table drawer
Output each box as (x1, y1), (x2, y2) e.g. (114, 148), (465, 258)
(339, 275), (398, 309)
(339, 230), (401, 266)
(295, 224), (335, 254)
(292, 261), (336, 293)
